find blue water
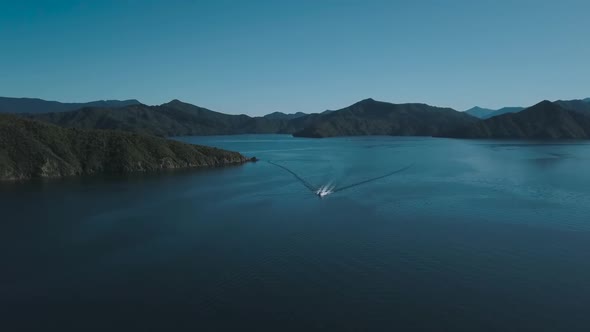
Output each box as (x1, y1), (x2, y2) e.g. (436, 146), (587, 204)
(2, 135), (590, 331)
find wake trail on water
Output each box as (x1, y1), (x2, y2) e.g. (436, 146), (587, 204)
(267, 161), (317, 193)
(332, 163), (414, 193)
(267, 160), (414, 197)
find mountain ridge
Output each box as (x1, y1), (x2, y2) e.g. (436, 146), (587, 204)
(465, 106), (525, 119)
(554, 99), (590, 115)
(443, 100), (590, 139)
(5, 96), (590, 140)
(263, 111), (308, 120)
(464, 97), (590, 119)
(293, 98), (478, 138)
(0, 96), (141, 114)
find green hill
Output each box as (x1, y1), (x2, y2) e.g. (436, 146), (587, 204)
(0, 114), (250, 181)
(292, 98), (477, 138)
(443, 101), (590, 139)
(12, 96), (590, 140)
(26, 100), (308, 136)
(554, 99), (590, 115)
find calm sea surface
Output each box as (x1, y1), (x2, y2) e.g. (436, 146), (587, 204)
(2, 135), (590, 331)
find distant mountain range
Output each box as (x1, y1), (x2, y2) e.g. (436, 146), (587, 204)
(465, 98), (590, 119)
(263, 111), (308, 120)
(0, 114), (249, 180)
(444, 100), (590, 139)
(24, 99), (321, 137)
(465, 106), (525, 119)
(292, 98), (477, 138)
(2, 95), (590, 140)
(0, 97), (141, 114)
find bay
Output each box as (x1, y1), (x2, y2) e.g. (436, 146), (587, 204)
(2, 135), (590, 331)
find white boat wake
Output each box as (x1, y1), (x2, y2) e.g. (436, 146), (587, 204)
(267, 161), (414, 199)
(315, 183), (335, 198)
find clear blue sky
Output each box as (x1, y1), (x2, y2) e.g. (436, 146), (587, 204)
(1, 0), (589, 115)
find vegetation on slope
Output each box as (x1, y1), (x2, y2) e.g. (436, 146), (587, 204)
(442, 101), (590, 139)
(27, 100), (310, 136)
(292, 98), (478, 138)
(0, 114), (249, 180)
(554, 99), (590, 115)
(10, 96), (590, 140)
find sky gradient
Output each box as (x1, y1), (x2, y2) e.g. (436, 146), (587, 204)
(1, 0), (589, 115)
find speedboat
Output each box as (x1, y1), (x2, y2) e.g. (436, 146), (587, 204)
(315, 184), (334, 198)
